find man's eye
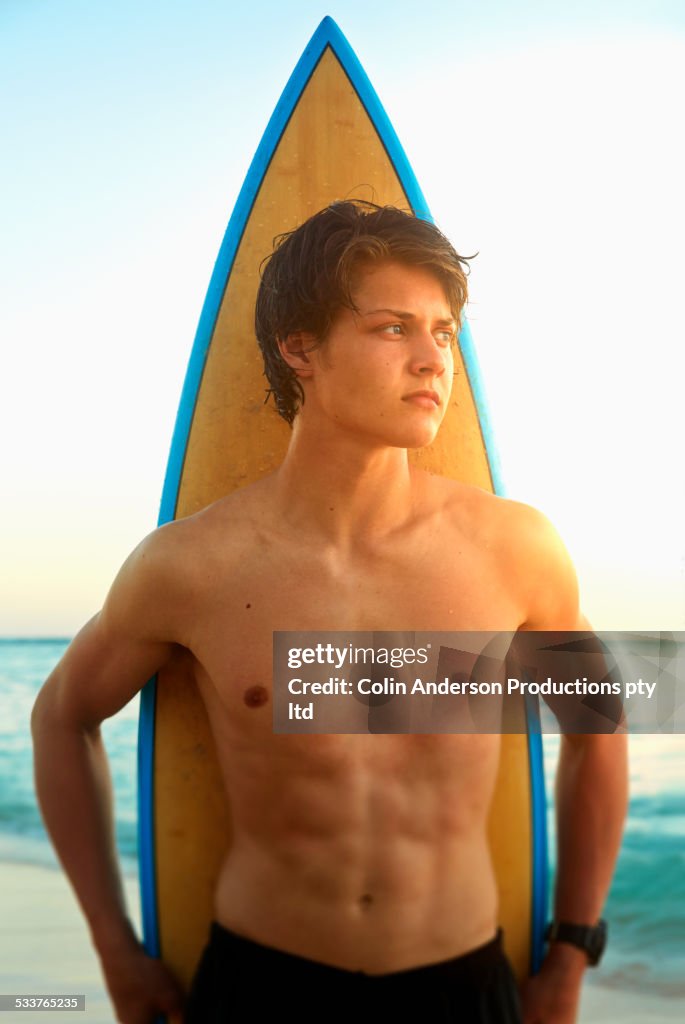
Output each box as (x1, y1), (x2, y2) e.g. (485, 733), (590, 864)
(436, 330), (456, 346)
(382, 324), (404, 337)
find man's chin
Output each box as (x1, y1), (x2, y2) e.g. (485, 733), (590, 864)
(396, 426), (443, 450)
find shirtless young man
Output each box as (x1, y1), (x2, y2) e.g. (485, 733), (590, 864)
(32, 202), (628, 1024)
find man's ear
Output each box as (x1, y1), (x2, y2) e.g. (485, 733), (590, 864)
(277, 333), (318, 378)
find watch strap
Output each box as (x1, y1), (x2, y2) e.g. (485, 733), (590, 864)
(544, 919), (608, 966)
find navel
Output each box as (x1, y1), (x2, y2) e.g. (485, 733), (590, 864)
(358, 893), (374, 910)
(243, 685), (269, 708)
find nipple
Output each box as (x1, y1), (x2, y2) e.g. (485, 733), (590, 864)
(243, 685), (269, 708)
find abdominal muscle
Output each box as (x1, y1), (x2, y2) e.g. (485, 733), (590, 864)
(211, 732), (502, 973)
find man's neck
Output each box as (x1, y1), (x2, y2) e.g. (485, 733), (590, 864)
(273, 419), (419, 547)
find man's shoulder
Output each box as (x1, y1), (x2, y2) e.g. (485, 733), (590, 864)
(153, 477), (275, 556)
(438, 480), (572, 572)
(424, 474), (545, 542)
(124, 477), (276, 584)
(426, 476), (580, 627)
(101, 479), (278, 645)
(481, 494), (580, 629)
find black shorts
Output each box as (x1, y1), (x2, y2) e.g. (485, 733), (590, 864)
(184, 921), (523, 1023)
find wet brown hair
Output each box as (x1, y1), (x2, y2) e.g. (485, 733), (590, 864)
(255, 200), (472, 424)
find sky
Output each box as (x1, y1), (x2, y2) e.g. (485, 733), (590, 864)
(1, 0), (684, 635)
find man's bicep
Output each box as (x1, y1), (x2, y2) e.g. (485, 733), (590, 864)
(58, 616), (175, 727)
(38, 532), (182, 729)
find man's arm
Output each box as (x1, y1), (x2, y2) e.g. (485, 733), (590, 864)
(537, 730), (628, 1016)
(31, 525), (193, 1024)
(505, 503), (629, 1023)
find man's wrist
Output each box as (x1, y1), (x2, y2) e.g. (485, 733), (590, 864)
(90, 914), (140, 958)
(544, 939), (590, 977)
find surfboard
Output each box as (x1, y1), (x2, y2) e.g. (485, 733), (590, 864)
(137, 15), (547, 999)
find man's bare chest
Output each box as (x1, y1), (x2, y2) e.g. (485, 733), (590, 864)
(186, 543), (522, 721)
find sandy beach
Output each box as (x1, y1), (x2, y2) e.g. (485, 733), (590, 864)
(0, 859), (139, 1023)
(0, 857), (681, 1023)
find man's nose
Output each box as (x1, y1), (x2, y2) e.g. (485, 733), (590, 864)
(409, 330), (450, 376)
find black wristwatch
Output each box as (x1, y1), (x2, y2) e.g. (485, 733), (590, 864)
(544, 919), (608, 966)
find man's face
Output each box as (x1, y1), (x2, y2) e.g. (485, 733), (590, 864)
(305, 260), (456, 449)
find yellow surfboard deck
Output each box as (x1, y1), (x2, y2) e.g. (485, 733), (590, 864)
(138, 17), (545, 994)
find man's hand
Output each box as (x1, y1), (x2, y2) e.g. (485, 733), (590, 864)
(520, 945), (586, 1024)
(97, 931), (186, 1024)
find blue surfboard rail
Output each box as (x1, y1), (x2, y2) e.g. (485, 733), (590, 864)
(526, 698), (549, 973)
(137, 13), (547, 978)
(136, 683), (159, 957)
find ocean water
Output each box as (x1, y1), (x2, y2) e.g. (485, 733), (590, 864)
(0, 639), (138, 876)
(1, 638), (683, 997)
(542, 734), (685, 997)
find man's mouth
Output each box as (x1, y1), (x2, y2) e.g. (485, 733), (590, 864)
(402, 390), (440, 408)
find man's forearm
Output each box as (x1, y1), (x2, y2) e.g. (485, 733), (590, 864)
(31, 689), (137, 955)
(520, 733), (629, 1022)
(553, 732), (629, 925)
